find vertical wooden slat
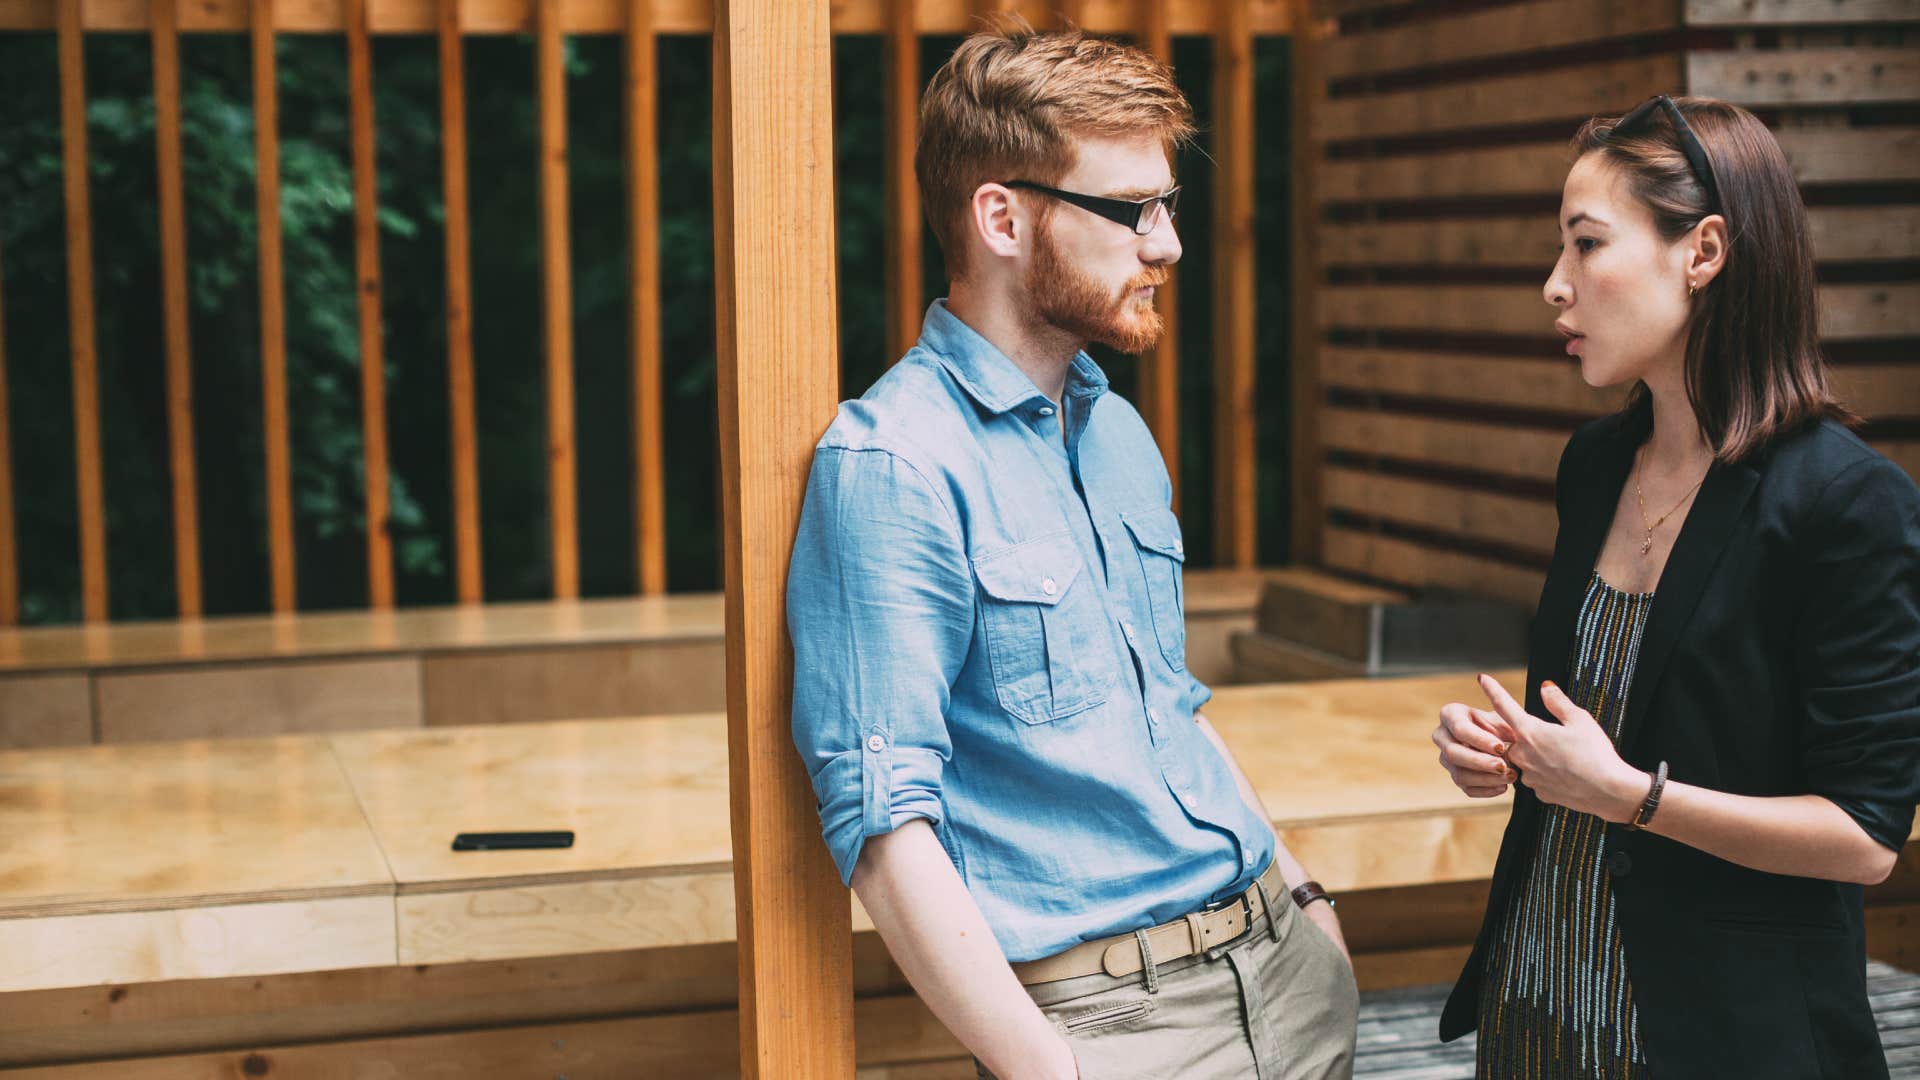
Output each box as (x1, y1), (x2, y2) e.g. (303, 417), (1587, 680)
(58, 0), (109, 622)
(712, 0), (854, 1073)
(152, 0), (203, 618)
(538, 0), (580, 600)
(1139, 0), (1182, 513)
(346, 0), (394, 608)
(253, 0), (297, 613)
(882, 0), (923, 363)
(1211, 0), (1256, 567)
(628, 0), (666, 595)
(1289, 0), (1322, 565)
(0, 236), (16, 626)
(439, 0), (483, 604)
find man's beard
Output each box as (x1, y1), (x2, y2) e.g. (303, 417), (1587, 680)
(1025, 225), (1169, 356)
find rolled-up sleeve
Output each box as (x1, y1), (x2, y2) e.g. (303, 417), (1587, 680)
(1795, 456), (1920, 852)
(788, 445), (975, 885)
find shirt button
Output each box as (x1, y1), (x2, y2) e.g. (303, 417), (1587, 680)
(866, 734), (886, 753)
(1146, 708), (1159, 725)
(1172, 540), (1183, 554)
(1243, 850), (1256, 866)
(1607, 850), (1632, 878)
(1041, 577), (1057, 596)
(1037, 406), (1055, 416)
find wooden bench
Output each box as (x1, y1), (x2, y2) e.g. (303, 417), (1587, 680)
(0, 568), (1267, 751)
(3, 669), (1911, 1074)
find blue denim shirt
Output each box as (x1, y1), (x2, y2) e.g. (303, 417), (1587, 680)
(787, 300), (1276, 963)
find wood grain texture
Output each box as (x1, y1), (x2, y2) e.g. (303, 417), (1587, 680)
(1323, 466), (1558, 554)
(1139, 0), (1183, 512)
(1319, 283), (1911, 339)
(628, 0), (667, 595)
(710, 0), (855, 1071)
(1685, 0), (1920, 23)
(1323, 524), (1547, 606)
(539, 0), (580, 600)
(253, 0), (297, 613)
(1320, 347), (1625, 415)
(151, 0), (202, 618)
(1315, 54), (1684, 141)
(1323, 406), (1569, 481)
(94, 657), (423, 743)
(883, 0), (924, 365)
(347, 0), (395, 609)
(1317, 141), (1572, 204)
(1319, 0), (1680, 80)
(1213, 0), (1257, 567)
(1774, 125), (1920, 183)
(419, 639), (725, 724)
(0, 0), (1299, 33)
(1290, 3), (1324, 563)
(0, 674), (91, 749)
(1688, 47), (1920, 106)
(440, 0), (483, 605)
(57, 0), (108, 622)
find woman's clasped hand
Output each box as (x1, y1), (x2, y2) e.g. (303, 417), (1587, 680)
(1432, 673), (1649, 824)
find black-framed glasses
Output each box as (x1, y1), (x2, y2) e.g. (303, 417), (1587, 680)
(1005, 180), (1181, 236)
(1611, 94), (1722, 217)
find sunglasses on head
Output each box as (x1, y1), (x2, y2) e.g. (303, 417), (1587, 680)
(1610, 94), (1723, 217)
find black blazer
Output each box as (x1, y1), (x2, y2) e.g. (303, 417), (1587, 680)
(1441, 408), (1920, 1078)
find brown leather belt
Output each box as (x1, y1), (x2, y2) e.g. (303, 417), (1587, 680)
(1010, 862), (1285, 986)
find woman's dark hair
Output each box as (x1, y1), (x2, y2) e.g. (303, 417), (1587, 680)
(1573, 96), (1860, 461)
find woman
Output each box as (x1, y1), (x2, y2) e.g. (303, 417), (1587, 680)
(1430, 94), (1920, 1078)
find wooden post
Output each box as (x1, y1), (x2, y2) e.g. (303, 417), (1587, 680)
(0, 235), (15, 626)
(253, 0), (296, 613)
(883, 0), (924, 363)
(1289, 0), (1322, 565)
(57, 0), (109, 621)
(439, 0), (483, 604)
(538, 0), (580, 600)
(346, 0), (395, 609)
(712, 0), (854, 1074)
(153, 0), (203, 617)
(1211, 0), (1256, 568)
(628, 0), (667, 595)
(1138, 0), (1182, 513)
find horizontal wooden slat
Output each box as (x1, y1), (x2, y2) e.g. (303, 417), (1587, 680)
(1320, 283), (1920, 339)
(1322, 206), (1914, 266)
(1324, 467), (1558, 553)
(1775, 125), (1920, 183)
(1834, 364), (1920, 420)
(1688, 48), (1920, 106)
(1316, 142), (1572, 204)
(1686, 0), (1920, 24)
(0, 0), (1294, 33)
(1323, 525), (1546, 607)
(1320, 0), (1679, 80)
(1323, 406), (1569, 482)
(1322, 347), (1625, 415)
(1316, 54), (1682, 141)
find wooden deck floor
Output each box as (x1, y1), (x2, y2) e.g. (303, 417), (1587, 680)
(1354, 961), (1920, 1078)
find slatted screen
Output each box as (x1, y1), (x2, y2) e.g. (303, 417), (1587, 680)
(1303, 0), (1919, 608)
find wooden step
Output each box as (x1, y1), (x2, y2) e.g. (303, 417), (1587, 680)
(1252, 567), (1529, 674)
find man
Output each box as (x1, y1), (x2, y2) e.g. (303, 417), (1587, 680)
(787, 25), (1359, 1080)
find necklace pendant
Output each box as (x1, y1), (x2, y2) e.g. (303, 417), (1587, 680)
(1640, 535), (1654, 556)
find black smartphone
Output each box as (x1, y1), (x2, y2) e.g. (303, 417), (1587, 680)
(451, 830), (575, 851)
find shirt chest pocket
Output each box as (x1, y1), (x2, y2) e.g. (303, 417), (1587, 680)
(1120, 507), (1187, 672)
(972, 531), (1114, 725)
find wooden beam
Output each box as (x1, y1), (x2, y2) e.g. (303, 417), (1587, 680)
(153, 0), (203, 618)
(1688, 48), (1920, 106)
(0, 235), (14, 626)
(1322, 524), (1546, 608)
(1833, 364), (1920, 421)
(1685, 0), (1919, 24)
(253, 0), (297, 613)
(1822, 284), (1920, 341)
(539, 0), (580, 600)
(0, 0), (1298, 35)
(1289, 4), (1326, 564)
(57, 0), (108, 622)
(439, 0), (483, 605)
(1212, 0), (1256, 567)
(347, 0), (395, 609)
(1774, 125), (1920, 184)
(1138, 0), (1182, 513)
(1319, 283), (1916, 339)
(1323, 466), (1557, 556)
(1319, 0), (1679, 80)
(1320, 216), (1561, 268)
(1316, 141), (1570, 203)
(1315, 54), (1683, 141)
(711, 0), (854, 1074)
(629, 0), (667, 595)
(1323, 406), (1569, 482)
(883, 0), (923, 364)
(1811, 205), (1920, 264)
(1320, 347), (1624, 416)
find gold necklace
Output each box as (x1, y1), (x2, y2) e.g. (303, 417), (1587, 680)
(1633, 448), (1708, 557)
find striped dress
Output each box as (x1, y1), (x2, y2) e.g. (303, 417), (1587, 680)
(1477, 571), (1655, 1079)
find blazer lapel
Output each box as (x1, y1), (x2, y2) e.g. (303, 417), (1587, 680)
(1614, 452), (1763, 759)
(1529, 421), (1636, 709)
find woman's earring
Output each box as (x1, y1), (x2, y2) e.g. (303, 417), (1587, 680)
(1688, 281), (1698, 299)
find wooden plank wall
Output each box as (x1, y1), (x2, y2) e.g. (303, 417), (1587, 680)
(1304, 0), (1920, 609)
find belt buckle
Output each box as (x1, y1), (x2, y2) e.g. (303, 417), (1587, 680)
(1197, 887), (1256, 958)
